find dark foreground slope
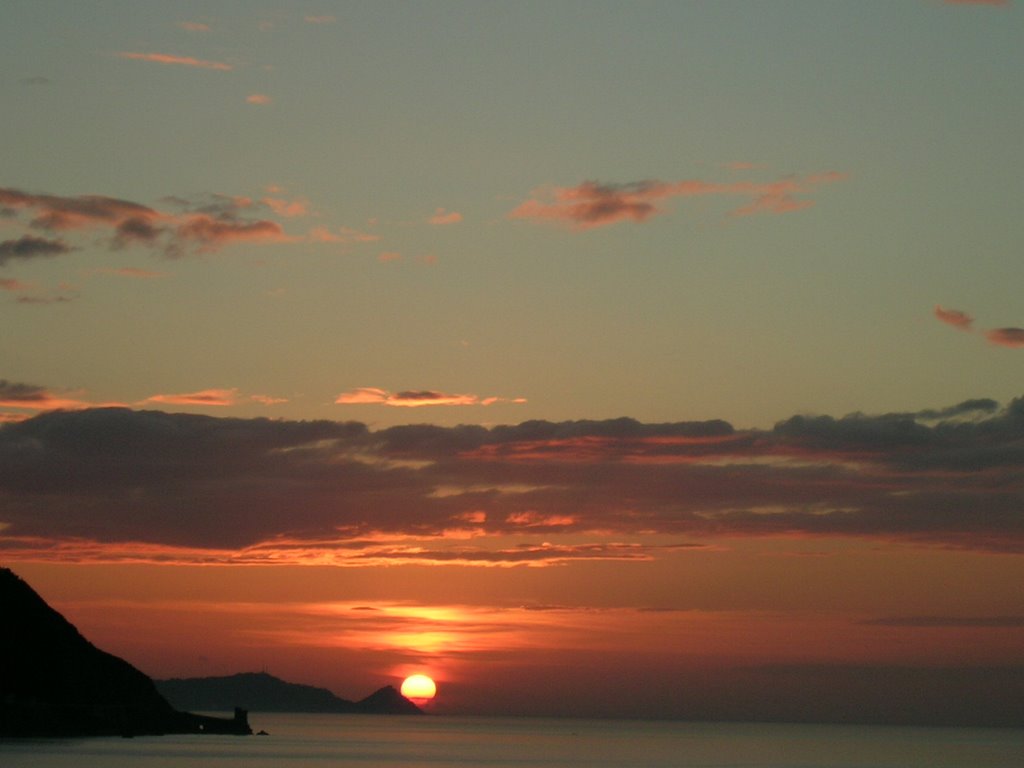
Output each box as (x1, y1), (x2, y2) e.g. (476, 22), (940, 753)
(157, 672), (422, 715)
(0, 567), (250, 737)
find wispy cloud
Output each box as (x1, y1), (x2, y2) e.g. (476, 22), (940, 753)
(336, 387), (526, 408)
(177, 21), (211, 32)
(935, 305), (1024, 348)
(246, 93), (272, 105)
(429, 208), (463, 226)
(508, 172), (846, 230)
(986, 328), (1024, 348)
(0, 235), (73, 266)
(0, 380), (107, 411)
(140, 388), (239, 407)
(0, 186), (295, 259)
(934, 305), (974, 331)
(116, 52), (233, 71)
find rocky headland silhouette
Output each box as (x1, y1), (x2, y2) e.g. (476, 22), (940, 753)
(0, 567), (421, 738)
(157, 672), (423, 715)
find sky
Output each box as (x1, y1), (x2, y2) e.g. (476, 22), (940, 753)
(1, 1), (1023, 724)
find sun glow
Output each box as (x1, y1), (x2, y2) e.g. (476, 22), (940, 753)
(400, 674), (437, 701)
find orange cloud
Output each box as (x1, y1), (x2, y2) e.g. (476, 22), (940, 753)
(177, 21), (211, 32)
(429, 208), (463, 225)
(116, 52), (232, 71)
(986, 328), (1024, 348)
(309, 226), (378, 243)
(250, 394), (289, 405)
(934, 305), (974, 330)
(508, 173), (845, 230)
(935, 305), (1023, 349)
(336, 388), (526, 408)
(174, 214), (286, 252)
(0, 380), (111, 411)
(142, 388), (238, 406)
(246, 93), (272, 105)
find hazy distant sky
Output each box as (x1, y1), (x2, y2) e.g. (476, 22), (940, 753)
(2, 1), (1022, 723)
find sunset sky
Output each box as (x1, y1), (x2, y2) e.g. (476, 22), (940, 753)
(2, 1), (1023, 723)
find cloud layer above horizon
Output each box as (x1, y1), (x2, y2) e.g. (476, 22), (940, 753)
(1, 395), (1021, 567)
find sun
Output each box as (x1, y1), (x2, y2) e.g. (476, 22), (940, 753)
(400, 674), (437, 702)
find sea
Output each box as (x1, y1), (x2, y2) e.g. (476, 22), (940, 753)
(2, 713), (1022, 768)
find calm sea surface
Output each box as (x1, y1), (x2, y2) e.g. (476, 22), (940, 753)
(2, 713), (1022, 767)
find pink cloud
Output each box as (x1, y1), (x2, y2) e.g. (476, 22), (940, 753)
(508, 173), (846, 230)
(0, 380), (112, 411)
(174, 214), (286, 252)
(336, 387), (526, 408)
(309, 226), (378, 243)
(250, 394), (289, 405)
(378, 251), (402, 263)
(985, 328), (1024, 348)
(177, 21), (211, 32)
(262, 197), (307, 217)
(934, 305), (1024, 350)
(0, 278), (30, 292)
(934, 305), (974, 331)
(246, 94), (272, 105)
(116, 52), (232, 71)
(429, 208), (463, 225)
(142, 388), (238, 407)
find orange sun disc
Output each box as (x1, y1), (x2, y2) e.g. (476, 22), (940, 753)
(400, 674), (437, 700)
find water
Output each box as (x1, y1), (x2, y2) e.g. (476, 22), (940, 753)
(2, 713), (1022, 767)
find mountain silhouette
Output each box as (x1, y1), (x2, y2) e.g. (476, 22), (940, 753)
(0, 567), (250, 737)
(157, 672), (423, 715)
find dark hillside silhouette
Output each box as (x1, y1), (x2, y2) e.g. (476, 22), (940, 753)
(157, 672), (422, 715)
(0, 567), (250, 737)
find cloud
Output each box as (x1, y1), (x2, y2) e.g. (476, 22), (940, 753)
(116, 52), (232, 71)
(934, 305), (974, 331)
(935, 305), (1024, 349)
(309, 226), (378, 244)
(0, 186), (163, 234)
(508, 173), (846, 230)
(250, 394), (288, 406)
(336, 387), (526, 408)
(177, 21), (211, 32)
(140, 388), (239, 407)
(172, 214), (286, 253)
(0, 278), (30, 292)
(429, 208), (463, 225)
(0, 186), (303, 260)
(0, 235), (73, 266)
(246, 93), (272, 105)
(0, 380), (101, 410)
(1, 397), (1022, 564)
(986, 328), (1024, 348)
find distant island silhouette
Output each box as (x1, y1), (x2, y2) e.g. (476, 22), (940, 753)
(0, 566), (251, 737)
(156, 672), (423, 715)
